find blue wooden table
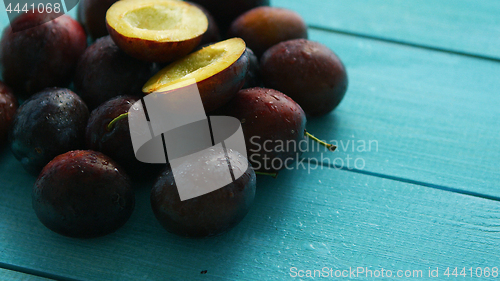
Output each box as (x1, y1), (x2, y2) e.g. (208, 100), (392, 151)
(1, 1), (500, 280)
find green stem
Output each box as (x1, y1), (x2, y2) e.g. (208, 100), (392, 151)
(304, 130), (337, 152)
(255, 171), (279, 178)
(107, 112), (129, 131)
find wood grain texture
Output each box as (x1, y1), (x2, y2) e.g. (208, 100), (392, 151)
(296, 28), (500, 198)
(272, 0), (500, 60)
(0, 268), (52, 281)
(1, 150), (500, 280)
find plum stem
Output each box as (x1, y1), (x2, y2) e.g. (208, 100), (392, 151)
(107, 112), (129, 131)
(304, 130), (337, 152)
(255, 171), (279, 178)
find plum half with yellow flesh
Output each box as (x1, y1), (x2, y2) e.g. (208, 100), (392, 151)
(106, 0), (208, 62)
(143, 38), (249, 112)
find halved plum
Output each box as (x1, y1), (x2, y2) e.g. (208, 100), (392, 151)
(143, 38), (249, 112)
(106, 0), (208, 62)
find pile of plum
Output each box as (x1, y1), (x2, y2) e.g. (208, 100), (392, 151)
(0, 0), (347, 238)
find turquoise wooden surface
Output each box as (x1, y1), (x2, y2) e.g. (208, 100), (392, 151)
(2, 150), (500, 280)
(0, 269), (52, 281)
(302, 28), (500, 198)
(273, 0), (500, 60)
(1, 1), (500, 280)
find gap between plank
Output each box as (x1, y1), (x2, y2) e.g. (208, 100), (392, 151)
(303, 158), (500, 202)
(309, 25), (500, 63)
(0, 262), (81, 281)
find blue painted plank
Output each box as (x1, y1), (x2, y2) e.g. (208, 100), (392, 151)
(1, 150), (500, 280)
(297, 28), (500, 198)
(0, 268), (51, 281)
(0, 4), (499, 281)
(0, 269), (50, 281)
(272, 0), (500, 59)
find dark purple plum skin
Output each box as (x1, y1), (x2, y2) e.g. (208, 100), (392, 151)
(242, 48), (263, 89)
(188, 0), (269, 32)
(0, 81), (18, 144)
(9, 88), (89, 176)
(33, 150), (134, 238)
(187, 2), (221, 46)
(0, 12), (87, 99)
(261, 39), (348, 116)
(211, 88), (306, 172)
(228, 7), (308, 57)
(74, 36), (159, 110)
(151, 150), (256, 238)
(85, 96), (161, 181)
(77, 0), (118, 40)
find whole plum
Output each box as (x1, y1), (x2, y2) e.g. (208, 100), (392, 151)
(212, 87), (306, 172)
(74, 36), (159, 110)
(261, 39), (348, 116)
(9, 88), (89, 176)
(0, 11), (86, 99)
(33, 150), (134, 238)
(151, 148), (256, 237)
(86, 96), (161, 180)
(228, 7), (307, 57)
